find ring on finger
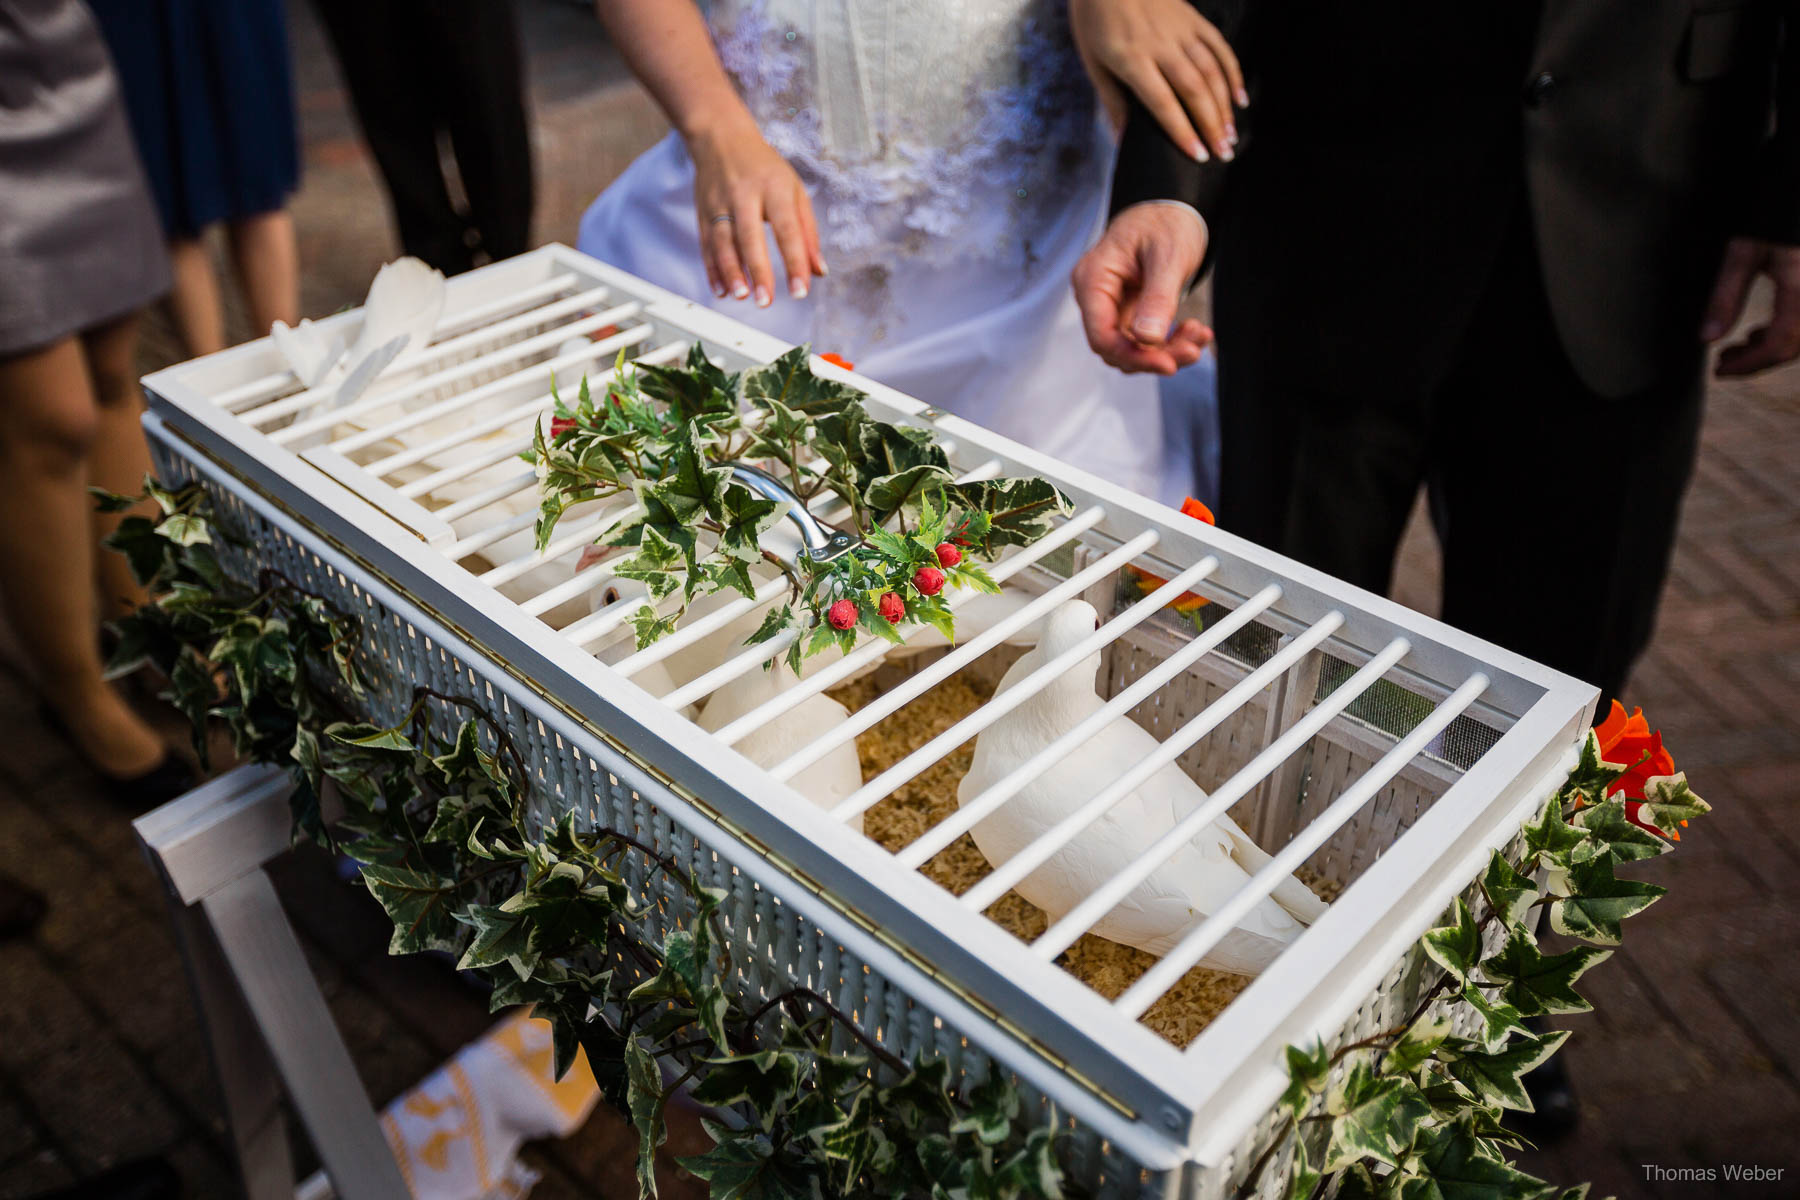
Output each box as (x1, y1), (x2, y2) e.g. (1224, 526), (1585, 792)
(710, 213), (735, 225)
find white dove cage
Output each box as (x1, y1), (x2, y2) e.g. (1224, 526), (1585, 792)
(138, 246), (1596, 1199)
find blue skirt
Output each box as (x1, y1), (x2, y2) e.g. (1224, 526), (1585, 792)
(86, 0), (299, 238)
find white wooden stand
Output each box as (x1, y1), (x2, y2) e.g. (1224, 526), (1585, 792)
(134, 765), (410, 1200)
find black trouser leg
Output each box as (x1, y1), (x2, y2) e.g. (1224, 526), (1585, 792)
(310, 0), (473, 273)
(426, 0), (534, 262)
(1429, 240), (1704, 709)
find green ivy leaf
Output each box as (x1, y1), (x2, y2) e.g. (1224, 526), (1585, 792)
(1573, 798), (1668, 865)
(1445, 1027), (1569, 1111)
(361, 864), (468, 956)
(1322, 1053), (1432, 1171)
(717, 484), (786, 566)
(680, 1122), (823, 1200)
(1549, 858), (1665, 945)
(1280, 1040), (1331, 1122)
(1422, 898), (1482, 987)
(689, 1049), (803, 1130)
(1636, 773), (1710, 834)
(1284, 1137), (1320, 1200)
(743, 345), (861, 416)
(457, 902), (536, 978)
(1478, 924), (1610, 1017)
(1480, 852), (1540, 928)
(993, 1123), (1064, 1200)
(951, 1072), (1022, 1146)
(949, 478), (1074, 554)
(626, 1036), (667, 1198)
(1395, 1119), (1549, 1200)
(1522, 797), (1588, 869)
(1387, 1015), (1452, 1075)
(1459, 984), (1529, 1051)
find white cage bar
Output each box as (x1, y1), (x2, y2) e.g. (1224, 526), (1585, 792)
(139, 246), (1595, 1198)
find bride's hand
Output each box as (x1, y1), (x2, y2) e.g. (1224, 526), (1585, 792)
(687, 118), (826, 307)
(1070, 0), (1246, 162)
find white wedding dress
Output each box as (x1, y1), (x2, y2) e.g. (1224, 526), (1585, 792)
(577, 0), (1181, 501)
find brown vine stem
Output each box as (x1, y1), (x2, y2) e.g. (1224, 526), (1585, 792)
(741, 987), (909, 1075)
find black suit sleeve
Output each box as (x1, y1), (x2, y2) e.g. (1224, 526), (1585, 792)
(1742, 6), (1800, 244)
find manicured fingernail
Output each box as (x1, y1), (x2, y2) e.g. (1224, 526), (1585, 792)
(1225, 123), (1239, 146)
(755, 285), (772, 307)
(1236, 87), (1250, 107)
(711, 281), (726, 298)
(817, 259), (829, 277)
(1132, 316), (1164, 340)
(1190, 141), (1208, 162)
(1218, 143), (1235, 161)
(732, 281), (750, 300)
(790, 278), (808, 299)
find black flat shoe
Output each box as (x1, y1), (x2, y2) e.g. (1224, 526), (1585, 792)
(0, 873), (48, 942)
(36, 702), (198, 810)
(105, 752), (199, 811)
(26, 1156), (180, 1200)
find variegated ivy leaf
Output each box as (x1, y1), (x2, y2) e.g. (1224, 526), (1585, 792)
(1283, 1137), (1321, 1200)
(1636, 773), (1711, 833)
(638, 343), (741, 423)
(614, 525), (687, 601)
(487, 964), (609, 1080)
(994, 1123), (1065, 1200)
(680, 1122), (824, 1200)
(1444, 1027), (1569, 1111)
(866, 462), (956, 520)
(1422, 898), (1482, 987)
(1279, 1040), (1331, 1122)
(362, 864), (469, 956)
(326, 718), (415, 752)
(877, 1055), (958, 1129)
(1521, 796), (1587, 870)
(1459, 984), (1529, 1051)
(1396, 1118), (1550, 1200)
(746, 603), (796, 646)
(951, 1072), (1022, 1147)
(456, 901), (537, 979)
(1573, 798), (1668, 864)
(716, 484), (786, 566)
(1480, 852), (1540, 928)
(628, 604), (680, 650)
(1388, 1014), (1453, 1074)
(1549, 858), (1665, 945)
(743, 344), (861, 416)
(1322, 1053), (1432, 1172)
(1477, 924), (1610, 1017)
(689, 1050), (803, 1131)
(626, 1036), (667, 1198)
(1559, 729), (1630, 804)
(808, 1085), (881, 1191)
(155, 511), (212, 547)
(951, 477), (1076, 554)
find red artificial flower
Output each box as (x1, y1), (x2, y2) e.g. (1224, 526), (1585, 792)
(877, 591), (905, 623)
(820, 352), (855, 370)
(1180, 496), (1216, 525)
(912, 566), (945, 596)
(827, 598), (858, 630)
(1594, 700), (1680, 838)
(935, 542), (962, 568)
(549, 416), (577, 441)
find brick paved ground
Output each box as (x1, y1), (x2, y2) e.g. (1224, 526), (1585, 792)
(1, 3), (1795, 1197)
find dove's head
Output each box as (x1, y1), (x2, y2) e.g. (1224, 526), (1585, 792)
(1035, 599), (1104, 688)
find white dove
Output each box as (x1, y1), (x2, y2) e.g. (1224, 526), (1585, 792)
(695, 661), (866, 828)
(958, 599), (1328, 975)
(272, 256), (446, 405)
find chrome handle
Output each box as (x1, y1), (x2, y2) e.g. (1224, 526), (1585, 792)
(724, 462), (858, 563)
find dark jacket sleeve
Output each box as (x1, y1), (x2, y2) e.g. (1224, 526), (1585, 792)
(1742, 4), (1800, 244)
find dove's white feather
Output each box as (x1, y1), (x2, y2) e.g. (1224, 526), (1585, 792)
(957, 599), (1326, 975)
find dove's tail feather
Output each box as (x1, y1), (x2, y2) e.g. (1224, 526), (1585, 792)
(1219, 818), (1331, 925)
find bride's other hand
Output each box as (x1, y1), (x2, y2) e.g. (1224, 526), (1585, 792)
(689, 118), (825, 307)
(591, 0), (824, 306)
(1070, 0), (1245, 162)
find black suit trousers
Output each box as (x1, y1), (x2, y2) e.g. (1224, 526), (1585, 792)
(1214, 211), (1704, 708)
(310, 0), (534, 275)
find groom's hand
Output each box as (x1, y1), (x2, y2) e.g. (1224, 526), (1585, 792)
(1072, 201), (1211, 375)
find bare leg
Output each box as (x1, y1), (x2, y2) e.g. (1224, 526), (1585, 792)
(82, 313), (155, 620)
(226, 209), (300, 338)
(168, 235), (228, 358)
(0, 337), (165, 777)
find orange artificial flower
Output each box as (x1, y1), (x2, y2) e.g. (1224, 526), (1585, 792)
(1180, 496), (1216, 525)
(1125, 565), (1209, 613)
(819, 352), (855, 370)
(1594, 700), (1679, 837)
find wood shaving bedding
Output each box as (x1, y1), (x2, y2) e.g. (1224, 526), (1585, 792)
(828, 669), (1340, 1048)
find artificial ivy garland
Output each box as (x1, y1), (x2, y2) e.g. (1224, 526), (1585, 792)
(103, 480), (1710, 1200)
(102, 480), (1065, 1200)
(529, 345), (1072, 671)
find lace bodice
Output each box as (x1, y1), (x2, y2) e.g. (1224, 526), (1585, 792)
(711, 0), (1105, 278)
